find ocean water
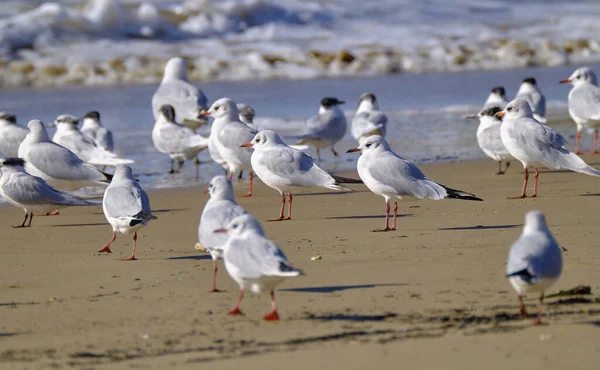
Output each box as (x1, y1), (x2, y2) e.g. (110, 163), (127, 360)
(2, 0), (600, 87)
(1, 62), (592, 190)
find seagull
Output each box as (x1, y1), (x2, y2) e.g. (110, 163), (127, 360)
(198, 176), (251, 292)
(515, 77), (546, 123)
(294, 97), (347, 162)
(237, 103), (256, 126)
(506, 210), (562, 325)
(98, 165), (157, 260)
(152, 105), (210, 173)
(214, 214), (303, 320)
(497, 99), (600, 198)
(560, 66), (600, 154)
(466, 106), (514, 174)
(80, 111), (114, 152)
(51, 114), (134, 167)
(0, 158), (101, 228)
(201, 98), (257, 196)
(243, 130), (361, 221)
(0, 112), (27, 157)
(351, 93), (388, 144)
(347, 135), (482, 232)
(464, 86), (509, 118)
(18, 120), (112, 191)
(151, 57), (209, 131)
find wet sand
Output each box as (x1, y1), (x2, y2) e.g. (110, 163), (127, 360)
(1, 157), (600, 369)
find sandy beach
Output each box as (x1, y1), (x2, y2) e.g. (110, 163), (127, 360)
(1, 157), (600, 369)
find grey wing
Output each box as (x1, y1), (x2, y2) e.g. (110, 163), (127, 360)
(199, 202), (247, 248)
(152, 81), (202, 121)
(218, 123), (257, 163)
(98, 128), (114, 152)
(3, 174), (86, 206)
(160, 123), (195, 152)
(536, 93), (546, 117)
(103, 185), (143, 219)
(299, 112), (346, 140)
(27, 143), (105, 181)
(261, 147), (334, 187)
(226, 236), (291, 278)
(2, 126), (27, 156)
(570, 85), (600, 120)
(506, 234), (561, 280)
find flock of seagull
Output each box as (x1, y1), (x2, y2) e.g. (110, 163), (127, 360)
(1, 58), (599, 322)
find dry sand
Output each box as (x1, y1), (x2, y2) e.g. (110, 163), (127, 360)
(1, 157), (600, 369)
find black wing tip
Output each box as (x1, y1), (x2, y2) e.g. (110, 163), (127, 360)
(129, 219), (144, 227)
(506, 269), (535, 284)
(330, 174), (363, 184)
(279, 262), (304, 275)
(441, 184), (482, 201)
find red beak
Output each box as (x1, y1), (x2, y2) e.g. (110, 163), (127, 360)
(346, 148), (361, 153)
(495, 111), (505, 119)
(203, 188), (209, 194)
(198, 111), (211, 117)
(240, 142), (253, 147)
(213, 228), (227, 233)
(559, 79), (571, 84)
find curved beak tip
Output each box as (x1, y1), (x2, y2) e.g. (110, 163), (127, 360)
(240, 142), (253, 148)
(198, 111), (211, 117)
(346, 148), (360, 153)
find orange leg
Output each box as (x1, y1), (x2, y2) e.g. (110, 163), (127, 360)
(533, 293), (544, 325)
(208, 260), (222, 293)
(228, 290), (245, 316)
(285, 194), (292, 220)
(531, 168), (539, 197)
(575, 131), (581, 154)
(98, 232), (116, 253)
(508, 168), (529, 199)
(264, 290), (280, 321)
(267, 193), (291, 222)
(238, 171), (253, 197)
(391, 202), (398, 230)
(373, 201), (393, 232)
(124, 232), (137, 260)
(518, 295), (528, 317)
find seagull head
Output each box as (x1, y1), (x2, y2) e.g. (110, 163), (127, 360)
(202, 98), (239, 120)
(241, 130), (284, 149)
(320, 97), (345, 109)
(490, 86), (506, 98)
(82, 111), (101, 126)
(478, 106), (502, 122)
(206, 175), (235, 200)
(163, 57), (188, 82)
(495, 99), (533, 120)
(357, 92), (379, 112)
(0, 112), (17, 126)
(523, 210), (550, 235)
(346, 135), (388, 154)
(26, 120), (51, 142)
(213, 214), (264, 236)
(237, 103), (255, 125)
(159, 105), (176, 123)
(113, 165), (135, 181)
(560, 66), (598, 87)
(51, 114), (79, 129)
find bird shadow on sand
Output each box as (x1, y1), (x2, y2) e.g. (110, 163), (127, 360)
(294, 190), (370, 197)
(325, 213), (412, 220)
(91, 208), (189, 216)
(280, 283), (405, 294)
(167, 255), (212, 261)
(306, 312), (398, 322)
(50, 222), (108, 227)
(579, 193), (600, 197)
(438, 224), (521, 231)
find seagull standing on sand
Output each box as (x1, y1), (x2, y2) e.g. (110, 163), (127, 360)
(152, 57), (209, 130)
(466, 106), (514, 174)
(152, 105), (209, 173)
(0, 158), (101, 228)
(214, 214), (303, 321)
(198, 176), (251, 292)
(202, 98), (257, 196)
(0, 112), (27, 157)
(295, 97), (347, 162)
(351, 93), (388, 144)
(51, 114), (134, 167)
(98, 165), (157, 260)
(243, 130), (361, 221)
(18, 120), (112, 191)
(506, 210), (562, 325)
(347, 135), (482, 232)
(560, 66), (600, 154)
(497, 99), (600, 198)
(515, 77), (546, 123)
(80, 111), (114, 152)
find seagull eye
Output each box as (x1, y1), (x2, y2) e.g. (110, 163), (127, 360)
(365, 143), (372, 148)
(232, 224), (238, 229)
(507, 106), (513, 112)
(215, 106), (219, 111)
(577, 74), (581, 79)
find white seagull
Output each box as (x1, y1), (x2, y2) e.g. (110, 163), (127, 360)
(151, 57), (209, 130)
(483, 86), (509, 110)
(152, 105), (210, 173)
(51, 114), (134, 167)
(560, 66), (600, 154)
(202, 98), (257, 196)
(351, 93), (388, 144)
(515, 77), (546, 123)
(18, 120), (112, 191)
(237, 103), (256, 126)
(467, 106), (514, 174)
(295, 97), (348, 162)
(214, 214), (303, 320)
(243, 130), (361, 221)
(0, 112), (27, 157)
(198, 176), (251, 292)
(347, 135), (482, 232)
(80, 111), (114, 152)
(98, 165), (157, 260)
(506, 210), (562, 325)
(0, 158), (101, 228)
(497, 99), (600, 198)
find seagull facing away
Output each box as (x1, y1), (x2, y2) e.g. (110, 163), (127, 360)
(0, 158), (101, 228)
(214, 214), (303, 321)
(515, 77), (546, 123)
(99, 165), (157, 260)
(560, 66), (600, 154)
(467, 106), (514, 174)
(506, 211), (562, 325)
(152, 57), (209, 130)
(51, 114), (134, 167)
(295, 97), (347, 162)
(198, 176), (251, 292)
(483, 86), (509, 110)
(497, 99), (600, 198)
(152, 105), (209, 173)
(347, 135), (482, 232)
(243, 130), (361, 221)
(0, 112), (27, 157)
(18, 120), (112, 191)
(351, 93), (388, 144)
(80, 111), (114, 152)
(201, 98), (257, 197)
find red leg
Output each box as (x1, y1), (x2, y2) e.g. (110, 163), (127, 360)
(228, 290), (245, 316)
(508, 168), (529, 199)
(391, 202), (398, 230)
(533, 293), (544, 325)
(228, 172), (233, 180)
(531, 168), (539, 197)
(267, 193), (287, 222)
(594, 130), (598, 154)
(208, 260), (223, 293)
(575, 131), (581, 154)
(238, 171), (253, 197)
(124, 232), (137, 260)
(264, 290), (280, 321)
(36, 209), (59, 216)
(98, 232), (116, 253)
(518, 295), (528, 317)
(285, 194), (292, 220)
(373, 201), (392, 232)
